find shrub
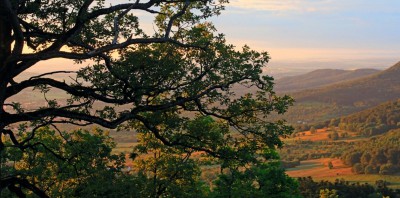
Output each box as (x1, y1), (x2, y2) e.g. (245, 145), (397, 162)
(352, 163), (364, 174)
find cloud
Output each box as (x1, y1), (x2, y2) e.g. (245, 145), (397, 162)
(228, 0), (337, 13)
(228, 0), (400, 14)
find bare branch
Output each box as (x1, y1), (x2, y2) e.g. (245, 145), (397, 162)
(28, 71), (77, 80)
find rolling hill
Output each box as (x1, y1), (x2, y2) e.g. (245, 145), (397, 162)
(292, 61), (400, 107)
(333, 99), (400, 136)
(275, 68), (380, 92)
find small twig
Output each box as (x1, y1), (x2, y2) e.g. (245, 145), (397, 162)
(29, 71), (77, 80)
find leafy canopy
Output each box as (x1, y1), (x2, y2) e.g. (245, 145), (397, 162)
(0, 0), (295, 197)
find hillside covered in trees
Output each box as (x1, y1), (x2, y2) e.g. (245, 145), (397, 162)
(336, 99), (400, 136)
(276, 62), (400, 126)
(341, 129), (400, 175)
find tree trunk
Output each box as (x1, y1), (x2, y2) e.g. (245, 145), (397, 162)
(0, 13), (12, 70)
(0, 12), (13, 117)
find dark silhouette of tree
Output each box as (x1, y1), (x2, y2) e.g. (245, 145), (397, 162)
(297, 177), (398, 198)
(352, 163), (364, 174)
(344, 152), (362, 166)
(360, 152), (372, 166)
(310, 126), (317, 134)
(328, 161), (334, 169)
(0, 1), (294, 197)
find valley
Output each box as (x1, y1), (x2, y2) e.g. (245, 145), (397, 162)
(7, 61), (400, 193)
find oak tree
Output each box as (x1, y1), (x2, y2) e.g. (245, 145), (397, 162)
(0, 0), (294, 196)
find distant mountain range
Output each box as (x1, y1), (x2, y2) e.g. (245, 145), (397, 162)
(271, 61), (400, 124)
(292, 61), (400, 107)
(275, 68), (380, 93)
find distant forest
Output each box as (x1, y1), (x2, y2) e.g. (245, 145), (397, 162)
(336, 99), (400, 136)
(342, 129), (400, 175)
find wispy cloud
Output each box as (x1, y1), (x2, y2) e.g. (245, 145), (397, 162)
(228, 0), (336, 13)
(228, 0), (400, 14)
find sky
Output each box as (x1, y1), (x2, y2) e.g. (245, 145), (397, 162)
(212, 0), (400, 75)
(28, 0), (400, 75)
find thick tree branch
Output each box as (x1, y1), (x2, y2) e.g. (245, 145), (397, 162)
(0, 177), (50, 198)
(10, 0), (207, 77)
(6, 78), (129, 104)
(4, 108), (134, 128)
(13, 37), (201, 64)
(1, 0), (24, 58)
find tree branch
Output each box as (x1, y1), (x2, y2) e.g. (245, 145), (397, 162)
(5, 78), (130, 105)
(0, 177), (50, 198)
(1, 0), (24, 58)
(165, 0), (190, 39)
(112, 1), (138, 44)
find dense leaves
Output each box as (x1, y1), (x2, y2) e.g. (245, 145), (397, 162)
(334, 99), (400, 136)
(213, 150), (300, 198)
(1, 127), (125, 197)
(298, 177), (399, 198)
(341, 129), (400, 175)
(0, 0), (297, 197)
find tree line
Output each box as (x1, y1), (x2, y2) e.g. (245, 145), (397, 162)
(341, 129), (400, 175)
(298, 177), (399, 198)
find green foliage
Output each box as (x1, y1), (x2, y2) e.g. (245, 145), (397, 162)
(320, 189), (339, 198)
(1, 1), (296, 197)
(379, 163), (398, 175)
(328, 131), (339, 140)
(1, 124), (301, 197)
(130, 128), (209, 198)
(336, 99), (400, 136)
(341, 129), (400, 174)
(1, 127), (124, 197)
(298, 177), (398, 198)
(279, 139), (349, 162)
(352, 163), (364, 174)
(212, 150), (300, 198)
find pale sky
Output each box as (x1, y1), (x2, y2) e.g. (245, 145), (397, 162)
(28, 0), (400, 75)
(217, 0), (400, 61)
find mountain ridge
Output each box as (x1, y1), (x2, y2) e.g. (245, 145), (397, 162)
(292, 61), (400, 107)
(275, 68), (380, 93)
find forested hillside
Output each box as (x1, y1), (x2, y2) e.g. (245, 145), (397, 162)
(341, 129), (400, 175)
(336, 99), (400, 136)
